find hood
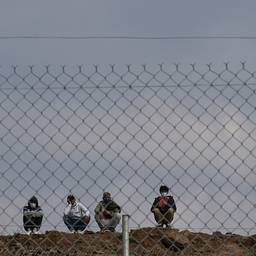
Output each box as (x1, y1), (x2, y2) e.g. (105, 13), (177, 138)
(28, 196), (39, 208)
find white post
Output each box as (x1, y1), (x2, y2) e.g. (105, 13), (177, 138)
(122, 215), (130, 256)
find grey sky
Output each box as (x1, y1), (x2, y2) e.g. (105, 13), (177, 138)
(0, 1), (256, 235)
(0, 64), (256, 235)
(1, 0), (256, 63)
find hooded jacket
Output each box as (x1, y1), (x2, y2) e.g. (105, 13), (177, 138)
(151, 195), (176, 214)
(23, 196), (43, 217)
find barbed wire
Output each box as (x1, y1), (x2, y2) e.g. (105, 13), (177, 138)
(1, 35), (256, 40)
(1, 82), (256, 91)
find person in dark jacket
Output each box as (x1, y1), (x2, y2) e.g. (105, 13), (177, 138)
(23, 196), (43, 234)
(95, 192), (121, 232)
(151, 185), (176, 228)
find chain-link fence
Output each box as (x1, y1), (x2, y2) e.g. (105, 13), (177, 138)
(0, 63), (256, 255)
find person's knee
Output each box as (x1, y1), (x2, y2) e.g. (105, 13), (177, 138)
(95, 214), (102, 225)
(63, 215), (71, 226)
(167, 208), (174, 215)
(113, 213), (121, 226)
(82, 215), (90, 225)
(37, 214), (44, 222)
(95, 214), (100, 222)
(34, 216), (43, 224)
(114, 213), (121, 222)
(153, 208), (162, 217)
(153, 208), (164, 223)
(63, 215), (67, 222)
(78, 221), (87, 231)
(153, 208), (161, 214)
(165, 208), (174, 222)
(95, 214), (104, 229)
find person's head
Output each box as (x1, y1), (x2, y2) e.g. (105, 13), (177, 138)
(28, 196), (38, 209)
(159, 185), (169, 196)
(102, 192), (111, 203)
(67, 194), (76, 206)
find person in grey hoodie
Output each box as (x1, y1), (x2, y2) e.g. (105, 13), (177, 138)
(23, 196), (43, 234)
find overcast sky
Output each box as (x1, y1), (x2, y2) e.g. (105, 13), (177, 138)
(1, 0), (256, 63)
(0, 1), (256, 236)
(0, 63), (255, 236)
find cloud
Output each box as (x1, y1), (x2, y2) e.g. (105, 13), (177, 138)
(1, 64), (256, 235)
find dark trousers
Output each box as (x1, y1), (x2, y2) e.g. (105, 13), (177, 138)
(23, 215), (43, 231)
(63, 215), (87, 232)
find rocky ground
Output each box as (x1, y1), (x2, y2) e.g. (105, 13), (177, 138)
(0, 228), (255, 256)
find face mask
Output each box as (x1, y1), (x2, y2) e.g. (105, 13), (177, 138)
(30, 203), (36, 208)
(103, 197), (111, 203)
(161, 192), (168, 197)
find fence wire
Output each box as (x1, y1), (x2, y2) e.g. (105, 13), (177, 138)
(0, 63), (256, 255)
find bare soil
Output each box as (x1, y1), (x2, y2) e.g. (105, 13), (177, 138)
(0, 228), (255, 256)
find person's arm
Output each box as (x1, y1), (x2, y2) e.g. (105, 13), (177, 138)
(23, 206), (33, 217)
(64, 204), (72, 216)
(113, 201), (121, 213)
(104, 201), (120, 216)
(33, 207), (43, 217)
(169, 196), (177, 212)
(94, 202), (102, 215)
(78, 203), (90, 217)
(96, 202), (111, 219)
(151, 198), (158, 212)
(23, 206), (43, 217)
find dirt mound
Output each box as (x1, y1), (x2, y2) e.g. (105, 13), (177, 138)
(0, 228), (255, 256)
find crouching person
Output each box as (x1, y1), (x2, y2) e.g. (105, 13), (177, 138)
(23, 196), (43, 234)
(63, 194), (90, 233)
(95, 192), (121, 232)
(151, 185), (176, 228)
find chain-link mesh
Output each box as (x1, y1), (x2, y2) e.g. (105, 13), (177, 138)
(0, 63), (256, 255)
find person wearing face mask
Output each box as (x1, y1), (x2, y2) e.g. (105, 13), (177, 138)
(94, 192), (121, 232)
(63, 194), (90, 233)
(23, 196), (43, 234)
(151, 185), (176, 228)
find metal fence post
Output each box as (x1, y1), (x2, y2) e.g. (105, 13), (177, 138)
(122, 215), (130, 256)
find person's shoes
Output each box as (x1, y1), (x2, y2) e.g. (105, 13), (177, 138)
(156, 224), (163, 228)
(33, 228), (40, 234)
(164, 223), (172, 229)
(100, 228), (109, 233)
(101, 227), (115, 233)
(26, 230), (32, 235)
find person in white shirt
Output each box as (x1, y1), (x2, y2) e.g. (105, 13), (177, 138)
(63, 194), (90, 232)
